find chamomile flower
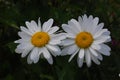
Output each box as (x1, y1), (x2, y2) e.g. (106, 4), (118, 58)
(61, 14), (111, 67)
(15, 18), (65, 64)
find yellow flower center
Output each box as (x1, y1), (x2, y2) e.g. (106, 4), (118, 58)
(31, 32), (50, 47)
(75, 32), (93, 48)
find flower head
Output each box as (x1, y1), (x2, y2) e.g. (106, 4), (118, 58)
(15, 18), (65, 64)
(61, 14), (111, 67)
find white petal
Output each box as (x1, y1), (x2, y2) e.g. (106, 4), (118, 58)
(89, 47), (98, 57)
(94, 29), (108, 39)
(66, 33), (75, 38)
(91, 43), (101, 50)
(93, 17), (99, 27)
(68, 22), (79, 34)
(77, 57), (84, 67)
(27, 55), (33, 64)
(85, 16), (95, 33)
(38, 17), (42, 31)
(97, 47), (110, 56)
(49, 39), (61, 45)
(61, 44), (78, 56)
(92, 43), (111, 56)
(78, 16), (83, 25)
(89, 17), (99, 33)
(97, 53), (103, 61)
(94, 36), (111, 44)
(62, 24), (76, 35)
(105, 38), (111, 42)
(78, 49), (84, 59)
(21, 45), (33, 58)
(91, 54), (100, 65)
(61, 46), (69, 56)
(68, 19), (81, 32)
(46, 45), (61, 52)
(16, 42), (32, 50)
(30, 20), (38, 31)
(15, 48), (23, 54)
(102, 31), (110, 35)
(50, 33), (66, 41)
(15, 39), (30, 43)
(71, 19), (81, 31)
(85, 49), (91, 67)
(18, 31), (31, 39)
(61, 39), (74, 46)
(82, 14), (89, 31)
(82, 14), (88, 22)
(48, 26), (59, 34)
(33, 48), (43, 63)
(14, 39), (23, 43)
(46, 48), (57, 57)
(25, 21), (35, 33)
(100, 44), (111, 51)
(20, 26), (33, 35)
(88, 15), (93, 20)
(83, 15), (93, 32)
(46, 45), (61, 55)
(46, 56), (53, 65)
(92, 23), (104, 34)
(42, 47), (53, 64)
(30, 47), (38, 60)
(42, 18), (53, 32)
(30, 47), (40, 63)
(68, 49), (79, 62)
(42, 47), (51, 58)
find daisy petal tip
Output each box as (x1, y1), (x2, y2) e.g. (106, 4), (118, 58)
(107, 53), (111, 56)
(20, 26), (23, 29)
(49, 18), (54, 22)
(97, 62), (101, 65)
(21, 54), (26, 58)
(87, 64), (91, 68)
(61, 24), (65, 28)
(14, 41), (17, 43)
(68, 59), (71, 62)
(33, 60), (39, 64)
(38, 17), (41, 20)
(47, 58), (53, 65)
(78, 64), (83, 68)
(27, 61), (32, 64)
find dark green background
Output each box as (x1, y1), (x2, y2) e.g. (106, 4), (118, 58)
(0, 0), (120, 80)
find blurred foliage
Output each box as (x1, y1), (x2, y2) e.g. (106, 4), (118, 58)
(0, 0), (120, 80)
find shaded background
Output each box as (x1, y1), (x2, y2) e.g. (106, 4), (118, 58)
(0, 0), (120, 80)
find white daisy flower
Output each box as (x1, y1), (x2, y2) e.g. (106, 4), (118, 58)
(61, 14), (111, 67)
(15, 18), (65, 64)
